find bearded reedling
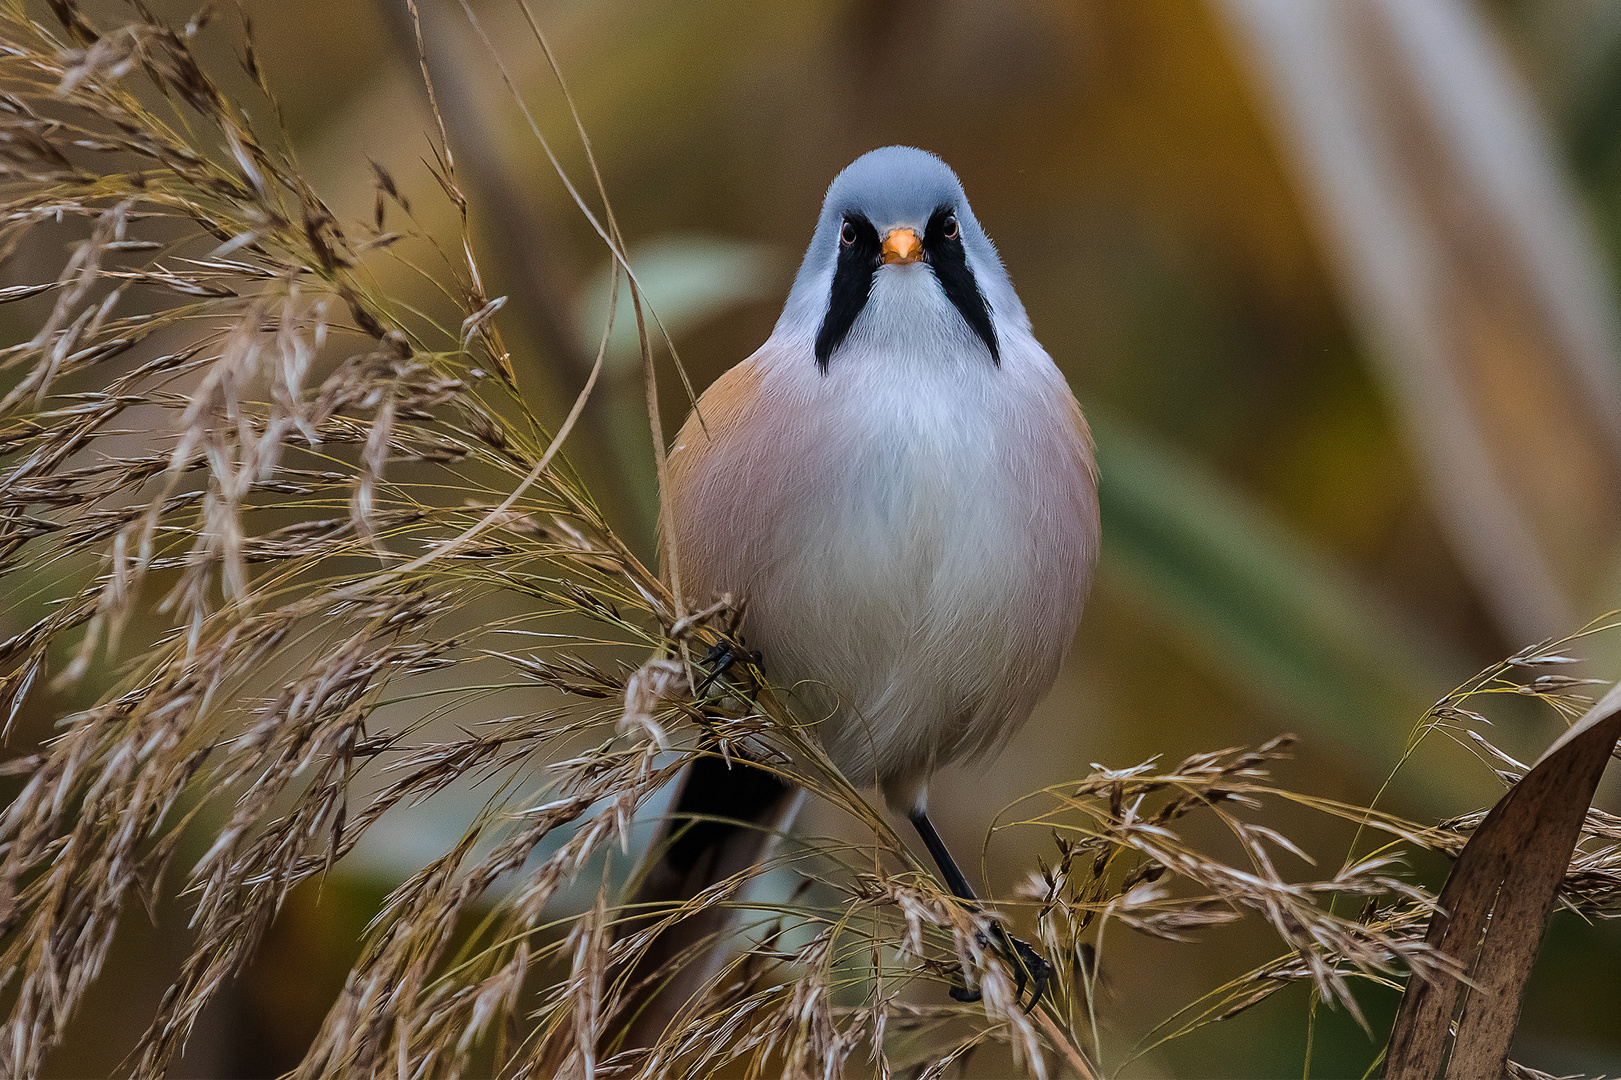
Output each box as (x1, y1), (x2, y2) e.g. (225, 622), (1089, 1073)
(624, 146), (1099, 1041)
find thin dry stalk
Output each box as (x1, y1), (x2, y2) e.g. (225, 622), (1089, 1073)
(0, 6), (1615, 1080)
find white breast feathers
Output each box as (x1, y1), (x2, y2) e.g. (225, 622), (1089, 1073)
(665, 269), (1098, 812)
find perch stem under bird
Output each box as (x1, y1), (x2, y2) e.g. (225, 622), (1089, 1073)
(612, 146), (1099, 1050)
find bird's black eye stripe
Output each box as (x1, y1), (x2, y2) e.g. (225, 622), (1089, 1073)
(815, 213), (880, 370)
(924, 204), (998, 364)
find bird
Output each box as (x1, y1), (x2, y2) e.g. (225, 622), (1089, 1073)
(614, 145), (1099, 1048)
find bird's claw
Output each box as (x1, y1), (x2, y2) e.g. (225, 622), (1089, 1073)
(949, 928), (1054, 1012)
(694, 639), (760, 696)
(1002, 931), (1054, 1013)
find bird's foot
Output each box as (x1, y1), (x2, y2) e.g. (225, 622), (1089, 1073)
(948, 925), (1053, 1012)
(1003, 930), (1055, 1012)
(693, 639), (761, 696)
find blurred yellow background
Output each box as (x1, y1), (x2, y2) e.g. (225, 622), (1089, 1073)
(10, 0), (1621, 1075)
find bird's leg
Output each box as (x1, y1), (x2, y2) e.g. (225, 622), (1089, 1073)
(909, 808), (978, 902)
(909, 809), (1053, 1012)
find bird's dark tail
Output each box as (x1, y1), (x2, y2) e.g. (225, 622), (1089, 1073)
(607, 751), (801, 1054)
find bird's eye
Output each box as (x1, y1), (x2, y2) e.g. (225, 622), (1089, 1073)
(840, 220), (857, 246)
(943, 214), (959, 240)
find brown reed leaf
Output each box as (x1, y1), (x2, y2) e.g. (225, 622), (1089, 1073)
(1385, 683), (1621, 1080)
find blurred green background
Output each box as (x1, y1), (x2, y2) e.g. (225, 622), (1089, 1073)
(10, 0), (1621, 1076)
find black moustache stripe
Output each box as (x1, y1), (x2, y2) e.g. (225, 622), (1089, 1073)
(814, 206), (999, 370)
(924, 204), (998, 364)
(815, 213), (880, 371)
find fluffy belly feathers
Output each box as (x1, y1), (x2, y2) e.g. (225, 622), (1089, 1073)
(665, 340), (1097, 808)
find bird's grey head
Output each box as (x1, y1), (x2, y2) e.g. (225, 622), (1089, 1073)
(774, 146), (1028, 370)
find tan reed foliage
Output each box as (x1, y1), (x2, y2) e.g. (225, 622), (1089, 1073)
(0, 4), (1617, 1078)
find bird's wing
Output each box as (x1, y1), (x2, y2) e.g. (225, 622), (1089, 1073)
(659, 352), (768, 575)
(608, 349), (806, 1055)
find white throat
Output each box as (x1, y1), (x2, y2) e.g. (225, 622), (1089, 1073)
(835, 263), (999, 373)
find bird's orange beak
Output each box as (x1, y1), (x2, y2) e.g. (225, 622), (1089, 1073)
(881, 228), (922, 265)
